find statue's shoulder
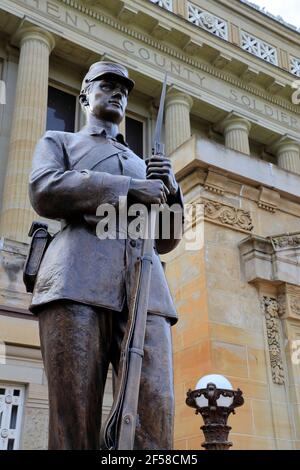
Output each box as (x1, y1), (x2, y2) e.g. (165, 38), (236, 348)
(42, 129), (70, 140)
(41, 130), (81, 146)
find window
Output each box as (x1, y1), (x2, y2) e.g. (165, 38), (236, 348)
(0, 384), (24, 450)
(46, 86), (76, 132)
(125, 116), (144, 158)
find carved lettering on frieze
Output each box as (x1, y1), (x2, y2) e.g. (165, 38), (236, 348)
(261, 297), (285, 385)
(203, 199), (253, 232)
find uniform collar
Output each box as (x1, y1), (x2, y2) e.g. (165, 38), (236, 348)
(81, 125), (128, 147)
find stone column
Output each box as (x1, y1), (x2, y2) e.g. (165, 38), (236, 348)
(165, 91), (193, 156)
(220, 113), (251, 155)
(0, 27), (55, 243)
(273, 136), (300, 175)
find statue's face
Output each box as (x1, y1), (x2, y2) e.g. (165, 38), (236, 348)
(86, 78), (128, 124)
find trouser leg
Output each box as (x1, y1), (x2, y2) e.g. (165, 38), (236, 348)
(134, 315), (174, 450)
(38, 300), (111, 450)
(110, 312), (174, 450)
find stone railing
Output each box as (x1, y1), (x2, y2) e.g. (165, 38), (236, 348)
(148, 0), (300, 76)
(149, 0), (173, 12)
(187, 2), (228, 40)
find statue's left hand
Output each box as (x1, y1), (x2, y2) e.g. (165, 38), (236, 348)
(146, 155), (178, 197)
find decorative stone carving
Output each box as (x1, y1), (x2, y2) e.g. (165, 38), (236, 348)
(0, 238), (31, 310)
(203, 199), (253, 232)
(270, 233), (300, 251)
(277, 285), (300, 321)
(290, 56), (300, 77)
(150, 0), (173, 11)
(241, 31), (278, 65)
(290, 296), (300, 316)
(261, 297), (285, 385)
(187, 3), (228, 40)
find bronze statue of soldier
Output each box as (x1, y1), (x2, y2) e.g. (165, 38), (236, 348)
(27, 62), (184, 450)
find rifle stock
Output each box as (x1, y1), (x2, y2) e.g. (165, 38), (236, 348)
(117, 220), (156, 449)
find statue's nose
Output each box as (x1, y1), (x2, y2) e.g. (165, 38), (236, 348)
(112, 89), (123, 99)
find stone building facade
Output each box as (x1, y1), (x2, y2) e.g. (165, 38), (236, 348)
(0, 0), (300, 450)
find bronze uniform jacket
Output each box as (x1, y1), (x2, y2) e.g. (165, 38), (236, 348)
(28, 126), (184, 324)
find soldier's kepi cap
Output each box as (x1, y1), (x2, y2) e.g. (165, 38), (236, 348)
(80, 61), (135, 95)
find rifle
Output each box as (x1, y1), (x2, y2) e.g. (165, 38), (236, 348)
(101, 73), (168, 450)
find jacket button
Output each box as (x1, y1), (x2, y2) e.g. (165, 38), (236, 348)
(130, 239), (136, 247)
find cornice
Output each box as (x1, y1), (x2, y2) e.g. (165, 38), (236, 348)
(59, 0), (300, 115)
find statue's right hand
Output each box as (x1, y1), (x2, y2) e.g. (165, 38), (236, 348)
(128, 178), (170, 205)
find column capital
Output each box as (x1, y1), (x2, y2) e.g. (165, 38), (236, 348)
(270, 134), (300, 155)
(15, 26), (55, 52)
(165, 91), (193, 111)
(268, 134), (300, 174)
(218, 112), (251, 134)
(165, 90), (193, 155)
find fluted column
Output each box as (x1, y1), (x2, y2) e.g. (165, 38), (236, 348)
(274, 137), (300, 175)
(165, 91), (193, 156)
(0, 27), (55, 243)
(220, 114), (251, 155)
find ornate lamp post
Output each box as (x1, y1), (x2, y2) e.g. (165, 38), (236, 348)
(186, 374), (244, 450)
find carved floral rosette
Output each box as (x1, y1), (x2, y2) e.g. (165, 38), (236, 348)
(261, 296), (285, 385)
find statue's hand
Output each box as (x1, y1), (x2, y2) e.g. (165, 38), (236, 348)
(146, 155), (178, 196)
(128, 178), (169, 205)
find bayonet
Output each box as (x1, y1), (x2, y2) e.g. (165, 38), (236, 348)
(152, 72), (168, 156)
